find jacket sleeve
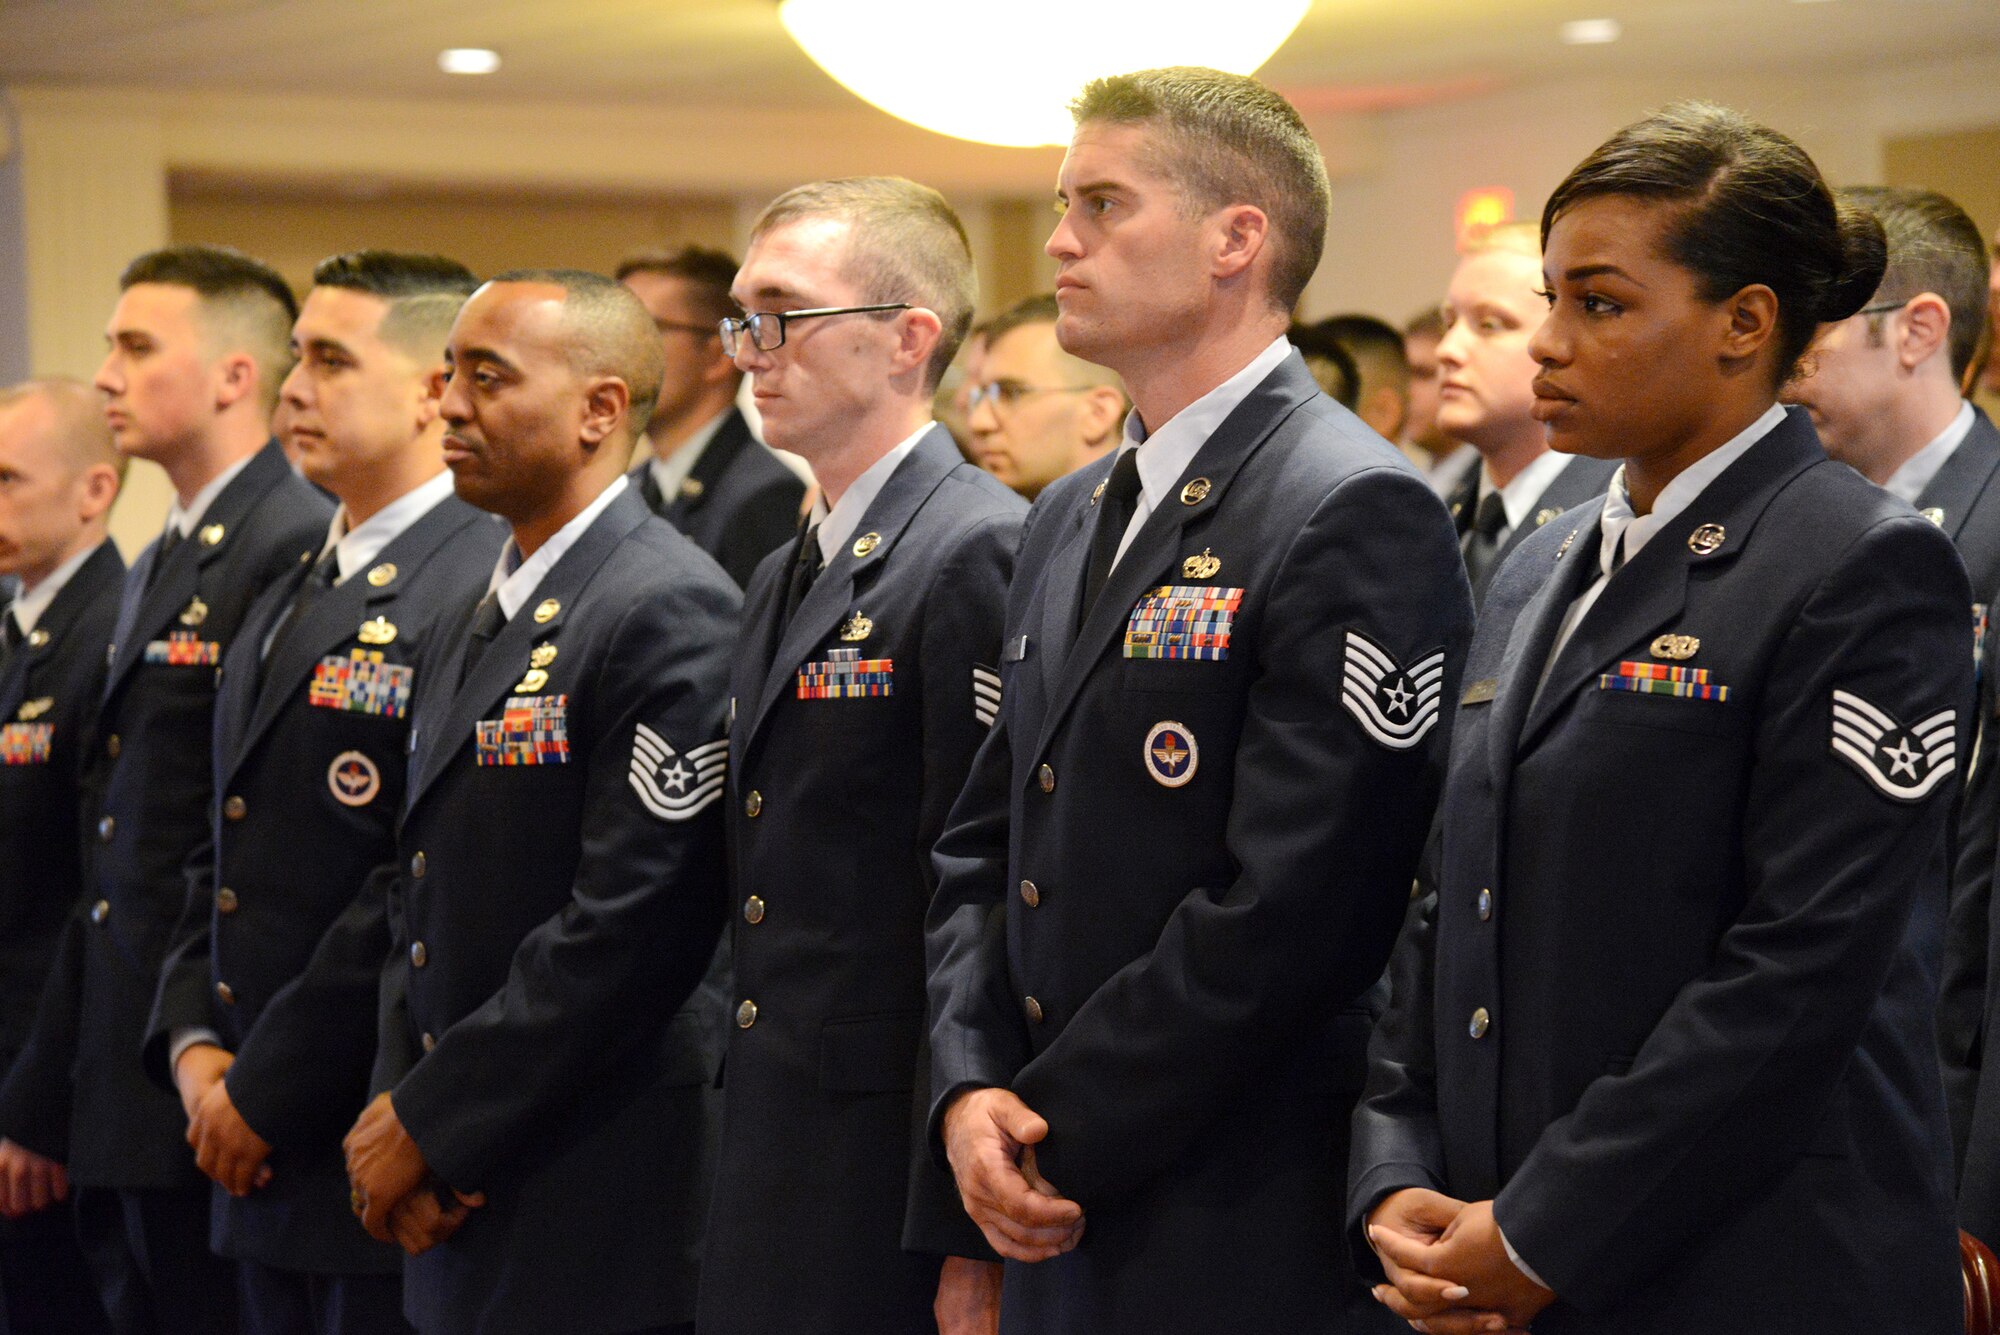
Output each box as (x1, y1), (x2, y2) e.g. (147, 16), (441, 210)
(1494, 514), (1971, 1312)
(0, 901), (87, 1158)
(1940, 598), (2000, 1171)
(141, 830), (221, 1088)
(390, 583), (738, 1188)
(1011, 465), (1472, 1208)
(901, 505), (1018, 1262)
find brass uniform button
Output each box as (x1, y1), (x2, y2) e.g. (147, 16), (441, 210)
(736, 999), (758, 1029)
(1037, 764), (1056, 793)
(106, 734), (121, 759)
(410, 941), (428, 968)
(421, 1032), (437, 1053)
(97, 815), (115, 842)
(223, 795), (247, 821)
(1019, 880), (1040, 908)
(410, 851), (426, 878)
(216, 982), (236, 1006)
(1023, 996), (1044, 1024)
(743, 896), (766, 925)
(744, 790), (763, 818)
(1469, 1007), (1491, 1040)
(216, 887), (239, 915)
(1477, 889), (1492, 922)
(90, 899), (109, 925)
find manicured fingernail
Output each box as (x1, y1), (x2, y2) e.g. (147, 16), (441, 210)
(1368, 1226), (1381, 1245)
(1443, 1285), (1470, 1301)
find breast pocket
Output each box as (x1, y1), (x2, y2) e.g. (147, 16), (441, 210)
(818, 1011), (922, 1094)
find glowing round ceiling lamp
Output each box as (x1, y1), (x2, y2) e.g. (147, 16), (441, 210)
(778, 0), (1312, 148)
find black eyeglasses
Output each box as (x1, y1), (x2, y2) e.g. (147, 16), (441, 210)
(1856, 299), (1908, 318)
(966, 381), (1091, 413)
(718, 304), (913, 356)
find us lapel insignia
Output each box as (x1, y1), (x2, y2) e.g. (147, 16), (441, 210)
(1180, 477), (1212, 506)
(1091, 480), (1107, 505)
(1687, 522), (1726, 555)
(1649, 633), (1700, 661)
(1922, 507), (1946, 527)
(26, 628), (49, 649)
(179, 595), (208, 627)
(533, 599), (560, 624)
(367, 563), (398, 587)
(530, 643), (559, 669)
(357, 616), (398, 646)
(198, 523), (226, 547)
(1556, 529), (1578, 559)
(1181, 549), (1221, 580)
(852, 532), (881, 558)
(1144, 720), (1198, 788)
(1534, 508), (1560, 527)
(680, 478), (705, 500)
(16, 696), (54, 721)
(839, 612), (873, 642)
(1830, 688), (1955, 802)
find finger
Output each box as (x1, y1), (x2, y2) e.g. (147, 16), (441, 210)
(48, 1165), (67, 1202)
(996, 1101), (1049, 1147)
(1385, 1267), (1474, 1310)
(389, 1205), (436, 1257)
(22, 1170), (50, 1215)
(1401, 1311), (1511, 1335)
(977, 1160), (1083, 1228)
(1370, 1224), (1442, 1276)
(454, 1190), (486, 1208)
(253, 1164), (274, 1190)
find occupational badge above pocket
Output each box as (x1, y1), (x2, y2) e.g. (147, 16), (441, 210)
(1124, 585), (1243, 661)
(475, 695), (570, 766)
(1341, 630), (1444, 751)
(798, 647), (893, 699)
(309, 649), (415, 718)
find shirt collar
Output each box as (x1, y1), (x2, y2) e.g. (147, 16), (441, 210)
(164, 451), (257, 538)
(1597, 402), (1788, 577)
(321, 471), (457, 585)
(1120, 336), (1292, 514)
(9, 542), (102, 636)
(646, 407), (734, 501)
(486, 474), (630, 620)
(809, 423), (929, 565)
(1478, 449), (1573, 535)
(1882, 399), (1977, 506)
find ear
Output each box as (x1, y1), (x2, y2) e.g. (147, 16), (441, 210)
(213, 351), (261, 411)
(1896, 293), (1951, 372)
(577, 375), (631, 449)
(415, 364), (447, 430)
(1078, 386), (1127, 446)
(698, 332), (738, 388)
(1719, 284), (1780, 364)
(77, 462), (121, 524)
(890, 307), (945, 383)
(1210, 205), (1270, 284)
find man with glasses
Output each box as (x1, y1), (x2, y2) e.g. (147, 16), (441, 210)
(966, 294), (1127, 501)
(618, 247), (805, 588)
(700, 175), (1021, 1335)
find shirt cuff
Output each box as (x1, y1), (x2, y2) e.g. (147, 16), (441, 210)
(1496, 1218), (1553, 1293)
(169, 1027), (227, 1074)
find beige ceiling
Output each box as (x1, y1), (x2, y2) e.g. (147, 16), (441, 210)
(2, 0), (1995, 114)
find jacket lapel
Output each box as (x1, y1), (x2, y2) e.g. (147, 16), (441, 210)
(1033, 477), (1102, 703)
(742, 427), (958, 749)
(1915, 408), (2000, 543)
(0, 541), (123, 723)
(404, 488), (649, 814)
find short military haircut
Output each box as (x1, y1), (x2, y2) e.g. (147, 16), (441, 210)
(1285, 323), (1360, 408)
(1841, 186), (1991, 382)
(312, 250), (479, 363)
(0, 377), (125, 480)
(487, 268), (666, 435)
(614, 245), (741, 329)
(982, 292), (1125, 392)
(1315, 313), (1410, 395)
(1071, 66), (1330, 314)
(1462, 220), (1542, 262)
(1403, 307), (1445, 342)
(750, 176), (976, 391)
(120, 244), (298, 414)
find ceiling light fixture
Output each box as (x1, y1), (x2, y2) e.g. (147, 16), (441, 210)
(438, 48), (502, 76)
(778, 0), (1311, 147)
(1559, 18), (1622, 45)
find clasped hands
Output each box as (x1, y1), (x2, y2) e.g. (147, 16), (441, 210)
(1366, 1188), (1554, 1335)
(173, 1044), (273, 1197)
(342, 1091), (484, 1256)
(941, 1087), (1085, 1262)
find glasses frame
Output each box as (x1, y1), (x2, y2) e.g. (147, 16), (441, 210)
(718, 303), (913, 355)
(1855, 298), (1909, 318)
(965, 381), (1093, 413)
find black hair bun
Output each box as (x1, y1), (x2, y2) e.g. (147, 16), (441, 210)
(1819, 201), (1888, 324)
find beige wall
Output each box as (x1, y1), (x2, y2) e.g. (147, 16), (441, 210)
(1885, 127), (2000, 244)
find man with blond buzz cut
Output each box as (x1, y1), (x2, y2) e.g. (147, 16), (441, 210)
(342, 270), (737, 1335)
(0, 245), (330, 1335)
(698, 176), (1021, 1335)
(142, 251), (501, 1335)
(0, 378), (123, 1335)
(925, 68), (1471, 1334)
(967, 293), (1128, 501)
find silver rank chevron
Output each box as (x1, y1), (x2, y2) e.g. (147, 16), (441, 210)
(630, 724), (727, 821)
(1830, 689), (1955, 802)
(1341, 630), (1445, 752)
(972, 665), (1001, 728)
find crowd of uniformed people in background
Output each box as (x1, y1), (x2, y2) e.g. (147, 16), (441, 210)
(1, 60), (1998, 1335)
